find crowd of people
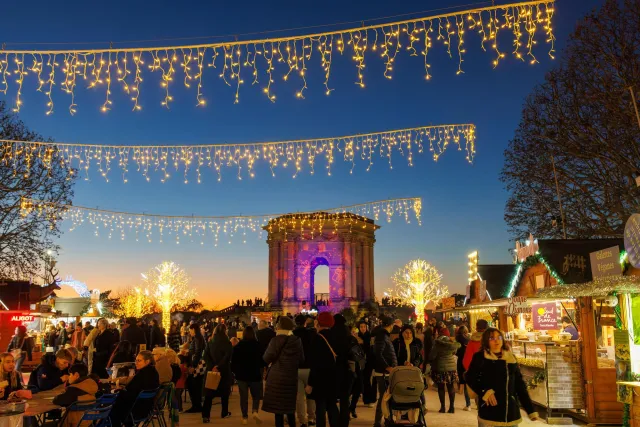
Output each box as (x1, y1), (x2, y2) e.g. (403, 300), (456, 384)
(0, 312), (539, 427)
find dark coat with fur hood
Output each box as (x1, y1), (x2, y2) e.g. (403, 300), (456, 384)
(465, 350), (537, 426)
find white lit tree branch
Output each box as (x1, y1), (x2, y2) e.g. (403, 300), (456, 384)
(389, 259), (448, 323)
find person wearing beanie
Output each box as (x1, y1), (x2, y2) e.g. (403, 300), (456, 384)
(372, 316), (397, 427)
(306, 312), (339, 427)
(293, 315), (317, 427)
(262, 316), (304, 427)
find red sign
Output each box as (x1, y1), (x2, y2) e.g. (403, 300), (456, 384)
(532, 303), (558, 330)
(10, 314), (34, 322)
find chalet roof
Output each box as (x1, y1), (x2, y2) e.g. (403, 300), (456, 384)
(478, 264), (518, 300)
(537, 238), (624, 284)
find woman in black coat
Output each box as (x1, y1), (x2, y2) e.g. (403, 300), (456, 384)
(202, 323), (233, 423)
(92, 318), (115, 379)
(465, 328), (539, 427)
(185, 323), (205, 413)
(392, 325), (424, 367)
(110, 350), (160, 426)
(231, 326), (264, 423)
(262, 316), (303, 427)
(357, 321), (376, 405)
(455, 326), (471, 410)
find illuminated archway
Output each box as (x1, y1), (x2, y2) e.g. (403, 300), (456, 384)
(264, 212), (379, 314)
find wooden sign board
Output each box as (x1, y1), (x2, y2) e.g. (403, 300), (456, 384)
(505, 296), (528, 316)
(441, 297), (456, 310)
(589, 245), (621, 279)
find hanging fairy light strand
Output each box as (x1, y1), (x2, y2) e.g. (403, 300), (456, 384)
(1, 124), (475, 183)
(20, 196), (422, 245)
(0, 1), (555, 114)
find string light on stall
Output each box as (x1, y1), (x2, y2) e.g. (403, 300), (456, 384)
(468, 251), (478, 282)
(20, 196), (422, 245)
(507, 253), (564, 297)
(0, 1), (556, 114)
(1, 124), (475, 183)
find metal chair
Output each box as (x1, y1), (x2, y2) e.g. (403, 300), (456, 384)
(75, 405), (113, 427)
(148, 383), (173, 427)
(96, 393), (119, 407)
(127, 388), (160, 427)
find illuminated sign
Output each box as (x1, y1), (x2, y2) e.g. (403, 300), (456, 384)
(10, 315), (34, 322)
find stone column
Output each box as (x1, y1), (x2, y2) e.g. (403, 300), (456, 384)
(267, 239), (279, 303)
(362, 240), (371, 301)
(351, 239), (358, 301)
(342, 235), (352, 300)
(368, 239), (375, 300)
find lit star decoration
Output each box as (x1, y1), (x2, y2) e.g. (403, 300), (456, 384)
(1, 124), (475, 183)
(20, 197), (421, 245)
(0, 1), (555, 114)
(389, 259), (448, 323)
(141, 261), (196, 333)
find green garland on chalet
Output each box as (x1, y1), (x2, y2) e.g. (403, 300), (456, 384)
(506, 253), (565, 297)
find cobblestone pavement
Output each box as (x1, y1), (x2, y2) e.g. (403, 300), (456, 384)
(177, 387), (579, 426)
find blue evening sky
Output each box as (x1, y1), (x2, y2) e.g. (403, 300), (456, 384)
(2, 0), (604, 307)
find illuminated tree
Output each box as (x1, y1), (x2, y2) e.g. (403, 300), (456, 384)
(389, 259), (448, 323)
(113, 286), (156, 318)
(142, 261), (197, 333)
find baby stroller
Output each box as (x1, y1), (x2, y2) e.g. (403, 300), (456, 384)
(382, 366), (427, 427)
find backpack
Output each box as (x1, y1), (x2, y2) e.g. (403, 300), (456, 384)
(348, 342), (366, 371)
(387, 366), (425, 404)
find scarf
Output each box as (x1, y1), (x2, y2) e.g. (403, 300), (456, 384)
(404, 338), (412, 364)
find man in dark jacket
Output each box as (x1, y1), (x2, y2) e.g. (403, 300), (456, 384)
(121, 318), (148, 354)
(28, 349), (72, 391)
(307, 312), (339, 427)
(149, 320), (165, 348)
(293, 315), (316, 426)
(256, 320), (275, 362)
(372, 316), (397, 427)
(332, 314), (354, 427)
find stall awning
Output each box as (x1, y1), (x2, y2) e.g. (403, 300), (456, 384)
(536, 275), (640, 299)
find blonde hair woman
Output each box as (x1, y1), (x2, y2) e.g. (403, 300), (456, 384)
(0, 353), (23, 400)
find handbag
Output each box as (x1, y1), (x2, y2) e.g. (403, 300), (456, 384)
(205, 371), (221, 390)
(10, 338), (24, 361)
(266, 337), (289, 380)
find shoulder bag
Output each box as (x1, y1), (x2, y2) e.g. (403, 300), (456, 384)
(266, 336), (289, 380)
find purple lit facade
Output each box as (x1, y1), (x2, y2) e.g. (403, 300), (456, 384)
(264, 212), (378, 314)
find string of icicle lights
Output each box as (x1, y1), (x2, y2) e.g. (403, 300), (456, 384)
(1, 124), (475, 183)
(20, 197), (422, 245)
(0, 1), (555, 114)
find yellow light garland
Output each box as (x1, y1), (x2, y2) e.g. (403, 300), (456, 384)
(20, 196), (421, 245)
(0, 1), (555, 114)
(0, 124), (475, 183)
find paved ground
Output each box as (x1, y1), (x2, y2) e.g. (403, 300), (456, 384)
(176, 387), (579, 426)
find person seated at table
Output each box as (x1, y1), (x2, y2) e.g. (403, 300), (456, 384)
(53, 364), (100, 427)
(110, 350), (160, 426)
(0, 352), (26, 400)
(28, 349), (72, 392)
